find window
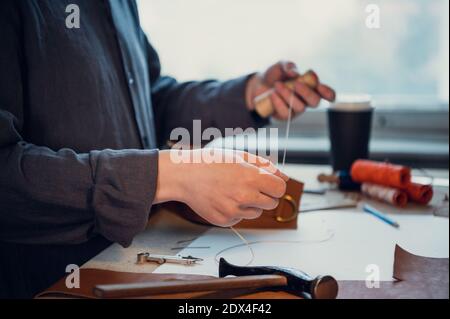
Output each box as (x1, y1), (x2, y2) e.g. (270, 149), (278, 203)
(138, 0), (449, 167)
(138, 0), (448, 101)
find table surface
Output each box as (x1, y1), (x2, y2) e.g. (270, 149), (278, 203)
(83, 164), (449, 276)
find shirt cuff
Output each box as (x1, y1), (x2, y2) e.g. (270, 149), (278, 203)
(89, 149), (158, 247)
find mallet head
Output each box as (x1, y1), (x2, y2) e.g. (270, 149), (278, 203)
(219, 258), (338, 299)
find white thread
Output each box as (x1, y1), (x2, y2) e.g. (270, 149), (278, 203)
(281, 91), (295, 168)
(229, 226), (255, 266)
(225, 90), (297, 266)
(216, 228), (335, 265)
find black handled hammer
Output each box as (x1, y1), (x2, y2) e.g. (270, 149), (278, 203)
(94, 258), (339, 299)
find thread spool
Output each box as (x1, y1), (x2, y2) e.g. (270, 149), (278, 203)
(351, 160), (411, 189)
(406, 182), (433, 205)
(361, 183), (408, 207)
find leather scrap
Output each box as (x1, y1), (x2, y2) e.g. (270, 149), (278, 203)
(339, 245), (449, 299)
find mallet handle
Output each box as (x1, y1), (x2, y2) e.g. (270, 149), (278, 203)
(93, 275), (287, 299)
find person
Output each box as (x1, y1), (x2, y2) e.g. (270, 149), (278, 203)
(0, 0), (335, 298)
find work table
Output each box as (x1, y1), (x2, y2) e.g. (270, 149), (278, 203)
(82, 164), (449, 273)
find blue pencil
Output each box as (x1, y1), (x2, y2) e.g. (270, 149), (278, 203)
(363, 204), (400, 228)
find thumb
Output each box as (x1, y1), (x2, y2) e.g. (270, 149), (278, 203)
(239, 152), (289, 182)
(264, 60), (299, 85)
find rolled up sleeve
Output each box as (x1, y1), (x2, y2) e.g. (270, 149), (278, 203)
(89, 149), (158, 246)
(0, 112), (159, 247)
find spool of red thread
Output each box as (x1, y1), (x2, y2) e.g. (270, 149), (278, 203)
(351, 160), (411, 189)
(406, 182), (434, 205)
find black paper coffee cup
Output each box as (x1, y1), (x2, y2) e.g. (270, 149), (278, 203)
(327, 95), (373, 172)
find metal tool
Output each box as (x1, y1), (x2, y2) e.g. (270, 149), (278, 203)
(136, 252), (203, 265)
(94, 258), (338, 299)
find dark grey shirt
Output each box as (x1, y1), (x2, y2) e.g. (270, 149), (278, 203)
(0, 0), (265, 297)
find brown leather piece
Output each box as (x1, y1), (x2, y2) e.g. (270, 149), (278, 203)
(339, 245), (449, 299)
(338, 281), (447, 299)
(164, 178), (303, 230)
(236, 178), (303, 229)
(394, 245), (449, 282)
(393, 245), (449, 299)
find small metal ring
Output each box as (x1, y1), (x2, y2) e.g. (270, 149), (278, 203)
(275, 194), (298, 223)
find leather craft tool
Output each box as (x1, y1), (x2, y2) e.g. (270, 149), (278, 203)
(318, 171), (361, 191)
(136, 253), (203, 265)
(93, 258), (339, 299)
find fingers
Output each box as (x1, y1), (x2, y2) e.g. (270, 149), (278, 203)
(261, 166), (289, 183)
(203, 209), (241, 227)
(271, 75), (336, 118)
(262, 62), (337, 120)
(206, 193), (279, 227)
(189, 148), (292, 228)
(244, 193), (280, 211)
(280, 60), (299, 78)
(274, 82), (306, 114)
(270, 92), (290, 120)
(257, 173), (287, 199)
(317, 83), (336, 102)
(234, 207), (264, 220)
(264, 60), (299, 85)
(213, 209), (261, 227)
(219, 193), (278, 223)
(239, 152), (289, 181)
(215, 199), (263, 223)
(294, 82), (321, 108)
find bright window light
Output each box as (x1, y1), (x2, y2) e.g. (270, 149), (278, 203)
(138, 0), (449, 103)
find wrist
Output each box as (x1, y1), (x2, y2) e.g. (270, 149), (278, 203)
(154, 150), (188, 204)
(245, 73), (261, 111)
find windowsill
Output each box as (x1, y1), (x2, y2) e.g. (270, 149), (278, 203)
(210, 135), (449, 169)
(208, 96), (449, 168)
(277, 136), (449, 168)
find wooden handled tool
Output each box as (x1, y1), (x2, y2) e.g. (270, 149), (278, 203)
(93, 258), (338, 299)
(94, 275), (287, 299)
(254, 70), (319, 118)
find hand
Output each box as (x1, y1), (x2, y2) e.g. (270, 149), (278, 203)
(245, 60), (336, 120)
(154, 149), (288, 227)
